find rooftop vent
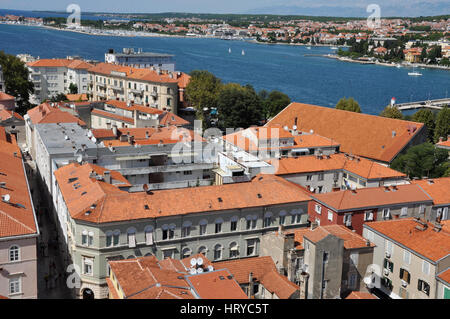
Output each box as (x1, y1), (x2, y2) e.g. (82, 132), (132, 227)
(218, 197), (223, 203)
(144, 204), (149, 210)
(257, 193), (262, 198)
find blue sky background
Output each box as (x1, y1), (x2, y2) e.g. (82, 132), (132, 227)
(0, 0), (449, 16)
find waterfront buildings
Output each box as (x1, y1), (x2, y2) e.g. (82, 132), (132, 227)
(260, 224), (375, 299)
(266, 103), (427, 164)
(308, 184), (434, 235)
(51, 165), (310, 298)
(0, 128), (39, 299)
(105, 48), (176, 72)
(87, 62), (190, 114)
(363, 218), (450, 299)
(27, 59), (94, 104)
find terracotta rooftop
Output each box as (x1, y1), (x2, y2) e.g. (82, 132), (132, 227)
(54, 164), (311, 224)
(437, 268), (450, 285)
(26, 102), (86, 126)
(27, 59), (94, 70)
(66, 94), (88, 102)
(0, 128), (38, 238)
(288, 224), (375, 250)
(271, 153), (406, 180)
(0, 92), (15, 101)
(411, 178), (450, 206)
(345, 291), (378, 299)
(364, 218), (450, 262)
(266, 103), (425, 163)
(0, 109), (24, 121)
(311, 184), (432, 212)
(186, 269), (248, 299)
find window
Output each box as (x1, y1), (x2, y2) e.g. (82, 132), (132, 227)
(400, 207), (408, 217)
(318, 173), (324, 181)
(315, 204), (322, 215)
(418, 279), (430, 296)
(230, 216), (238, 231)
(279, 211), (287, 225)
(145, 226), (154, 245)
(162, 224), (175, 240)
(113, 230), (120, 246)
(291, 210), (302, 224)
(229, 242), (239, 258)
(182, 248), (191, 259)
(344, 214), (352, 227)
(82, 230), (88, 245)
(323, 251), (329, 263)
(182, 221), (192, 238)
(422, 260), (430, 275)
(9, 277), (20, 295)
(306, 175), (313, 181)
(198, 246), (207, 256)
(350, 253), (359, 266)
(327, 210), (333, 221)
(264, 212), (273, 228)
(364, 211), (374, 221)
(246, 215), (257, 230)
(382, 208), (391, 220)
(214, 244), (222, 260)
(106, 231), (113, 247)
(215, 218), (223, 233)
(167, 98), (171, 107)
(9, 246), (20, 262)
(83, 257), (93, 276)
(348, 273), (357, 289)
(126, 229), (136, 248)
(399, 268), (411, 284)
(443, 207), (449, 220)
(386, 240), (393, 256)
(246, 239), (258, 256)
(88, 232), (94, 246)
(199, 220), (208, 235)
(163, 249), (174, 259)
(403, 250), (411, 265)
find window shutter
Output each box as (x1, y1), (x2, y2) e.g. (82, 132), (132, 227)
(400, 268), (404, 279)
(418, 279), (422, 291)
(407, 271), (411, 284)
(128, 233), (136, 248)
(146, 231), (153, 245)
(389, 261), (394, 272)
(384, 258), (388, 269)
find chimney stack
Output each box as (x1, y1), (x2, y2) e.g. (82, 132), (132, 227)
(103, 171), (111, 184)
(248, 272), (254, 298)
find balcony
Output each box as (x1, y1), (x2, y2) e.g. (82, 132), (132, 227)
(111, 85), (124, 92)
(151, 92), (158, 98)
(130, 178), (214, 192)
(129, 88), (144, 95)
(97, 82), (106, 88)
(117, 162), (214, 176)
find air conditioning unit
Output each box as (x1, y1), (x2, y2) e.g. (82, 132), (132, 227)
(401, 280), (408, 287)
(383, 269), (389, 276)
(385, 252), (391, 258)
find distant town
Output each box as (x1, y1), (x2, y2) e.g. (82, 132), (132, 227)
(0, 9), (449, 303)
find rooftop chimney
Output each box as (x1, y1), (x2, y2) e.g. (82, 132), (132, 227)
(103, 171), (111, 184)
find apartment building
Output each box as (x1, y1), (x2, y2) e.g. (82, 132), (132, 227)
(266, 102), (427, 164)
(106, 254), (247, 299)
(271, 153), (408, 194)
(363, 218), (450, 299)
(87, 62), (188, 114)
(105, 48), (176, 72)
(90, 99), (188, 130)
(222, 125), (340, 160)
(309, 184), (434, 235)
(411, 177), (450, 221)
(0, 128), (39, 299)
(51, 166), (311, 299)
(213, 256), (300, 299)
(260, 224), (374, 299)
(27, 59), (94, 104)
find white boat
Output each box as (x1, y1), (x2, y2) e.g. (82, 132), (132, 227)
(242, 50), (245, 56)
(228, 48), (231, 54)
(306, 46), (311, 50)
(331, 46), (338, 50)
(396, 64), (402, 68)
(408, 72), (422, 76)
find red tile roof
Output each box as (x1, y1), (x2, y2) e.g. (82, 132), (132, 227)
(0, 109), (24, 121)
(345, 291), (378, 299)
(437, 268), (450, 285)
(271, 153), (406, 180)
(186, 269), (248, 299)
(0, 129), (38, 238)
(259, 270), (299, 299)
(288, 224), (375, 250)
(27, 59), (94, 69)
(266, 103), (425, 163)
(364, 218), (450, 262)
(311, 184), (432, 212)
(54, 164), (311, 224)
(411, 178), (450, 206)
(26, 103), (86, 126)
(0, 92), (15, 101)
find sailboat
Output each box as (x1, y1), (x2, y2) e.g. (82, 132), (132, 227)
(242, 49), (245, 56)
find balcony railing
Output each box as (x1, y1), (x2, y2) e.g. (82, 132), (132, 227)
(117, 162), (214, 175)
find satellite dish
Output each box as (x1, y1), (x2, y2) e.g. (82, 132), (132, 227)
(283, 126), (289, 131)
(207, 265), (214, 272)
(190, 258), (197, 267)
(2, 194), (10, 202)
(92, 137), (97, 143)
(196, 257), (204, 266)
(310, 187), (315, 192)
(310, 130), (314, 134)
(293, 125), (297, 130)
(190, 268), (197, 275)
(196, 267), (204, 274)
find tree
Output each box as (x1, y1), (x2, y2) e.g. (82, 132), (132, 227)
(69, 83), (78, 94)
(0, 51), (35, 114)
(185, 70), (222, 125)
(412, 109), (435, 142)
(217, 83), (263, 130)
(434, 106), (450, 143)
(261, 90), (291, 121)
(379, 105), (403, 119)
(50, 93), (67, 102)
(391, 143), (449, 179)
(335, 97), (361, 113)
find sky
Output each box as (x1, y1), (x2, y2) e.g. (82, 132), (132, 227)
(0, 0), (449, 16)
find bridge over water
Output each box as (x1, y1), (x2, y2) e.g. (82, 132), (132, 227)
(396, 98), (450, 111)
